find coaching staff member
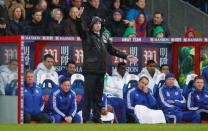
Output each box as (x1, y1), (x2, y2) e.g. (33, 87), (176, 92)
(75, 7), (138, 123)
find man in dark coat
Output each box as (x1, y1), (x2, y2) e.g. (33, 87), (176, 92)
(75, 7), (137, 123)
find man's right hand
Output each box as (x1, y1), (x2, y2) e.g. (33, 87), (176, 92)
(77, 7), (84, 18)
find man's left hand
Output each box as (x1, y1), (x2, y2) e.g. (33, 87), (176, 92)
(127, 55), (138, 62)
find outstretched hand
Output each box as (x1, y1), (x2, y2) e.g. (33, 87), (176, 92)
(127, 55), (138, 62)
(77, 7), (84, 18)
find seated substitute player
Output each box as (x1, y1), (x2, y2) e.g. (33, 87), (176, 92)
(34, 54), (59, 87)
(48, 78), (81, 123)
(159, 73), (200, 123)
(24, 70), (51, 123)
(126, 75), (165, 123)
(187, 76), (208, 120)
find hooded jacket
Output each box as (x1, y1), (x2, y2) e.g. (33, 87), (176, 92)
(34, 63), (59, 86)
(75, 17), (128, 74)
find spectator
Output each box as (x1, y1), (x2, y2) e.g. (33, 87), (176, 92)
(34, 54), (59, 87)
(63, 7), (87, 36)
(7, 3), (29, 35)
(6, 0), (25, 9)
(0, 0), (9, 20)
(34, 0), (51, 25)
(147, 11), (170, 37)
(187, 76), (208, 120)
(135, 12), (147, 37)
(126, 0), (147, 21)
(0, 59), (18, 95)
(159, 73), (201, 123)
(47, 78), (81, 123)
(61, 0), (84, 17)
(107, 0), (128, 20)
(106, 9), (127, 37)
(122, 0), (137, 9)
(184, 27), (195, 38)
(123, 26), (136, 38)
(152, 26), (165, 38)
(138, 60), (161, 91)
(0, 17), (11, 36)
(48, 8), (64, 36)
(24, 70), (51, 123)
(25, 0), (38, 20)
(28, 9), (46, 35)
(104, 62), (130, 98)
(48, 0), (61, 12)
(82, 0), (107, 25)
(58, 60), (76, 81)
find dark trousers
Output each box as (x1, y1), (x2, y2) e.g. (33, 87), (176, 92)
(82, 74), (104, 122)
(24, 112), (51, 123)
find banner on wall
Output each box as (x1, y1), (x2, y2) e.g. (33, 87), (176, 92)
(22, 38), (172, 75)
(0, 43), (18, 65)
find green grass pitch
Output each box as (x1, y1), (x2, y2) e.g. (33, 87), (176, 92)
(0, 124), (208, 131)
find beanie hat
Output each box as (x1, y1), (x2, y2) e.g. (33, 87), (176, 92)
(90, 16), (103, 29)
(153, 26), (164, 37)
(112, 9), (123, 17)
(165, 73), (175, 81)
(123, 27), (136, 37)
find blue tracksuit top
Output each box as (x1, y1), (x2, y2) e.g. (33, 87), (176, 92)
(24, 83), (44, 115)
(187, 88), (208, 110)
(50, 88), (77, 118)
(126, 87), (158, 113)
(159, 85), (186, 113)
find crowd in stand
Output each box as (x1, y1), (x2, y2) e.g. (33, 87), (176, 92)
(0, 0), (171, 38)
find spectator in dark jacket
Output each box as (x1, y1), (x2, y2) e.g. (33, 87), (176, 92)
(82, 0), (107, 25)
(147, 11), (170, 37)
(28, 9), (46, 35)
(34, 0), (51, 25)
(106, 9), (126, 37)
(7, 3), (30, 35)
(0, 1), (9, 20)
(48, 0), (62, 12)
(0, 17), (11, 36)
(24, 70), (51, 123)
(48, 8), (64, 36)
(63, 6), (87, 36)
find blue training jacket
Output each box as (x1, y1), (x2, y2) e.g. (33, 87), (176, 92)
(126, 87), (158, 113)
(159, 85), (186, 113)
(48, 88), (77, 118)
(24, 83), (44, 115)
(187, 88), (208, 111)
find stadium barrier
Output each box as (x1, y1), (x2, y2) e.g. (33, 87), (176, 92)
(0, 36), (208, 124)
